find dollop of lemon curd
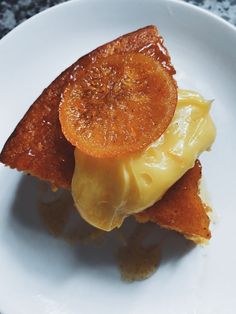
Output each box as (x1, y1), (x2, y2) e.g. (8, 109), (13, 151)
(72, 90), (216, 231)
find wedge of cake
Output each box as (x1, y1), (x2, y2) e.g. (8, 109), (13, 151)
(0, 26), (216, 243)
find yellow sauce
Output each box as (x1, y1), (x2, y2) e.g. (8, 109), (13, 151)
(72, 90), (216, 231)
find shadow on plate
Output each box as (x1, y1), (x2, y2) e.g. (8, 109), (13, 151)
(7, 174), (195, 282)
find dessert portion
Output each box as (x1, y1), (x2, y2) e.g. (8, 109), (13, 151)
(0, 26), (216, 243)
(72, 90), (215, 232)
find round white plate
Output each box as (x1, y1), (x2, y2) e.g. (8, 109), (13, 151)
(0, 0), (236, 313)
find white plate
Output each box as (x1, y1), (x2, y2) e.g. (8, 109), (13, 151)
(0, 0), (236, 313)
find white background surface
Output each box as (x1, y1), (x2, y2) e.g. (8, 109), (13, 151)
(0, 0), (236, 313)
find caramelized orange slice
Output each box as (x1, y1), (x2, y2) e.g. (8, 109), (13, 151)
(59, 53), (177, 158)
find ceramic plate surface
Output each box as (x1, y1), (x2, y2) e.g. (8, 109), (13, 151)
(0, 0), (236, 313)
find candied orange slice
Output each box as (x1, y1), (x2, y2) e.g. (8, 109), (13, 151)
(59, 53), (177, 158)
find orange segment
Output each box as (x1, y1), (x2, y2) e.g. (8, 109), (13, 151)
(59, 53), (177, 158)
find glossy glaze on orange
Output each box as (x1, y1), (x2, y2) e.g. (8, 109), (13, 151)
(60, 53), (177, 158)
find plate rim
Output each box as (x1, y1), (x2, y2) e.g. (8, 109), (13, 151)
(0, 0), (236, 49)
